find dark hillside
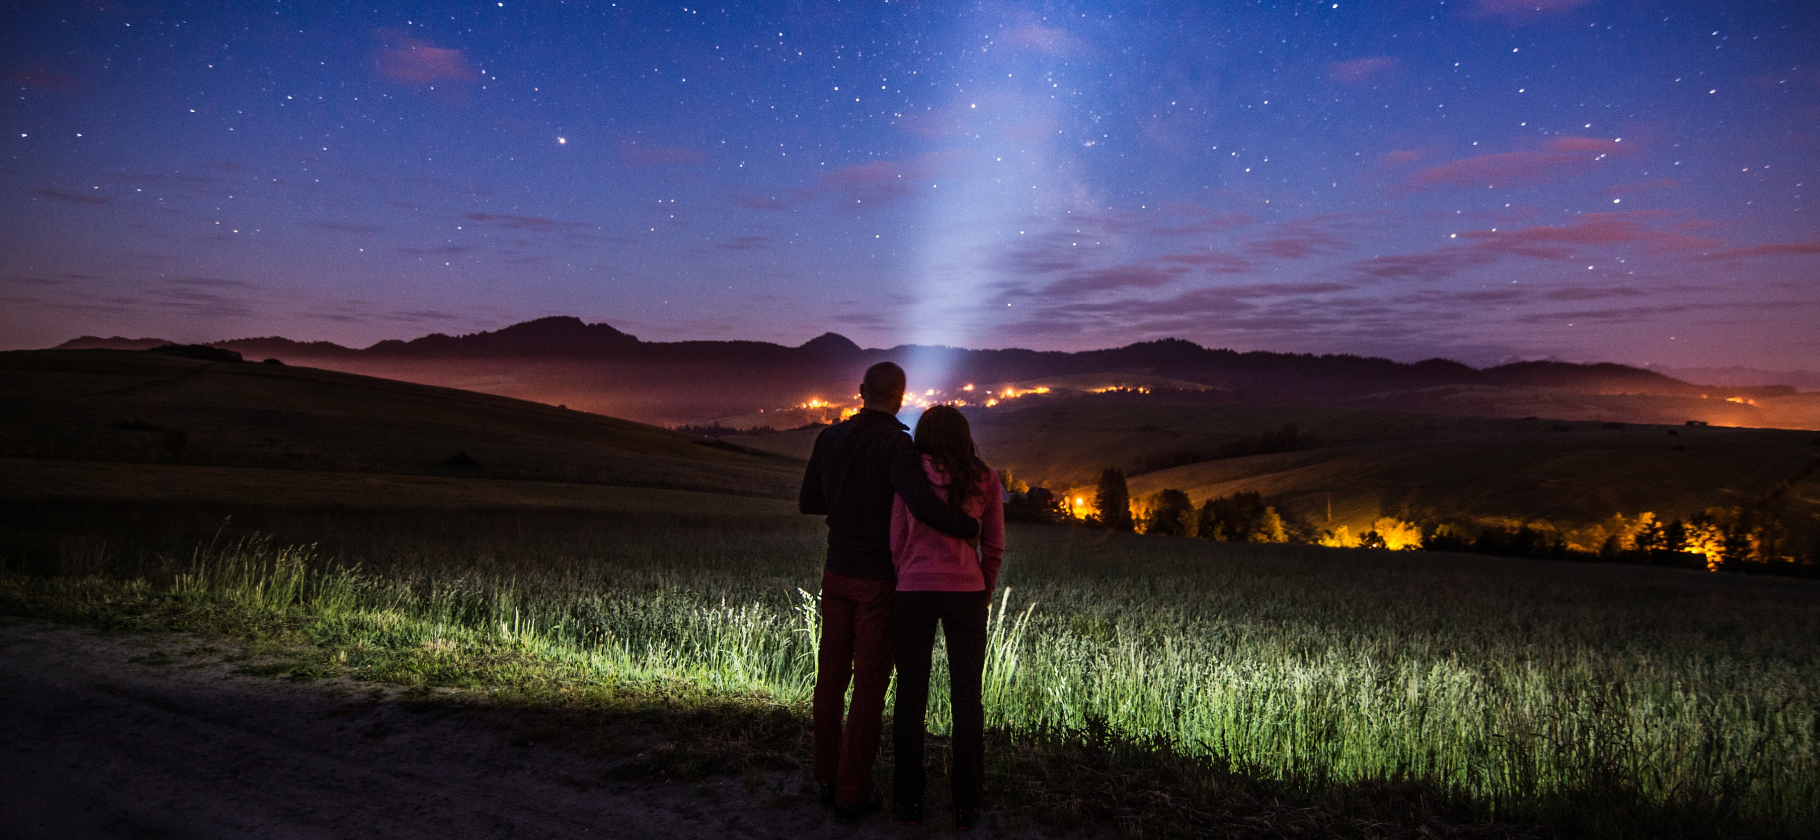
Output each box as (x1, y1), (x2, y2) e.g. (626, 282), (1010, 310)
(0, 349), (802, 499)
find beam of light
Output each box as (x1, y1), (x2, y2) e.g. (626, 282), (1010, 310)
(898, 17), (1089, 425)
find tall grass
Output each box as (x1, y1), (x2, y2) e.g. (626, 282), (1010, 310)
(4, 509), (1817, 836)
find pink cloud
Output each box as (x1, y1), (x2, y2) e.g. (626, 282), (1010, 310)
(1405, 137), (1636, 190)
(1048, 264), (1187, 295)
(1158, 250), (1255, 273)
(1330, 57), (1397, 85)
(1342, 214), (1723, 283)
(1697, 242), (1820, 261)
(815, 158), (940, 205)
(374, 34), (477, 85)
(1541, 285), (1646, 302)
(993, 236), (1087, 276)
(1241, 227), (1353, 260)
(1461, 214), (1718, 257)
(1379, 149), (1428, 167)
(5, 70), (78, 94)
(1545, 136), (1633, 155)
(34, 188), (112, 206)
(460, 213), (598, 233)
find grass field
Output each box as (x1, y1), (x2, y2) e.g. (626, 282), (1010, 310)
(4, 500), (1815, 839)
(5, 350), (1816, 836)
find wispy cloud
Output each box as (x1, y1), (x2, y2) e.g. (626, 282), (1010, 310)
(1459, 214), (1718, 257)
(1330, 57), (1398, 85)
(374, 33), (478, 85)
(1697, 241), (1820, 261)
(1157, 250), (1255, 273)
(461, 212), (600, 233)
(1240, 224), (1354, 260)
(398, 245), (471, 256)
(1340, 214), (1720, 283)
(1047, 264), (1188, 295)
(815, 157), (940, 206)
(1405, 137), (1635, 190)
(1379, 149), (1429, 168)
(5, 70), (78, 93)
(992, 235), (1088, 276)
(33, 188), (112, 206)
(1541, 285), (1647, 302)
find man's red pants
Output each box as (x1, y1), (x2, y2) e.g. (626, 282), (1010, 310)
(812, 570), (895, 805)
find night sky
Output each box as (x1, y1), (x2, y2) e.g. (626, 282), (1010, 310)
(4, 0), (1817, 371)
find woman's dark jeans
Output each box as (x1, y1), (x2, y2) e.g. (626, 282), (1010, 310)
(891, 589), (989, 812)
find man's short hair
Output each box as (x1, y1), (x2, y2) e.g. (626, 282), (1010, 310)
(862, 361), (906, 400)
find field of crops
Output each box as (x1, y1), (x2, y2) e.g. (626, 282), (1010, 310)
(6, 506), (1814, 838)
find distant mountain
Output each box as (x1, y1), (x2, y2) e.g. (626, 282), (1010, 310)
(55, 336), (170, 351)
(47, 317), (1813, 428)
(1660, 366), (1820, 392)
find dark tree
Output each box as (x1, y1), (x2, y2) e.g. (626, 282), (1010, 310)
(1144, 489), (1194, 537)
(1005, 486), (1065, 524)
(1196, 491), (1268, 541)
(1095, 468), (1135, 532)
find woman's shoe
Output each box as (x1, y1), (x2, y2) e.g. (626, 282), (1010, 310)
(893, 800), (923, 826)
(817, 783), (837, 809)
(954, 807), (980, 831)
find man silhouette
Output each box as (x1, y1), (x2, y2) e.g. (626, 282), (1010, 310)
(798, 361), (980, 823)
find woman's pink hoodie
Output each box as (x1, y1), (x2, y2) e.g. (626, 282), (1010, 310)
(890, 454), (1005, 592)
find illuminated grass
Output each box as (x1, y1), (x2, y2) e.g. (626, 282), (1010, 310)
(3, 518), (1816, 838)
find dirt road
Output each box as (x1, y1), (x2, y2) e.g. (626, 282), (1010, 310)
(0, 619), (1004, 839)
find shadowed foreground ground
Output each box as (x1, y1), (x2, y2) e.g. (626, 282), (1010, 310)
(0, 620), (997, 840)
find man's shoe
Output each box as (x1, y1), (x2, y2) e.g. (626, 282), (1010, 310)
(893, 800), (923, 826)
(832, 788), (883, 824)
(954, 806), (980, 831)
(817, 783), (837, 809)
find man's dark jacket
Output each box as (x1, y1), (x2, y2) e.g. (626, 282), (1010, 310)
(799, 408), (982, 580)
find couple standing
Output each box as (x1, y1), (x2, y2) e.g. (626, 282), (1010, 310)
(798, 362), (1007, 830)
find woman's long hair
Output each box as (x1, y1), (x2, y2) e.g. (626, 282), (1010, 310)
(913, 405), (988, 516)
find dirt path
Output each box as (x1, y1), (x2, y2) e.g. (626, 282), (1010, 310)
(0, 619), (1023, 839)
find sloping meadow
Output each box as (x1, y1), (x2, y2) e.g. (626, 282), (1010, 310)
(4, 511), (1816, 838)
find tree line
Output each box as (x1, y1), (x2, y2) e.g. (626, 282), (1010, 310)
(999, 468), (1817, 577)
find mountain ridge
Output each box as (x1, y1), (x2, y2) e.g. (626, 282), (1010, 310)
(51, 317), (1817, 431)
(51, 316), (1802, 399)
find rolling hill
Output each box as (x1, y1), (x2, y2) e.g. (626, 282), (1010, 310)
(0, 349), (805, 506)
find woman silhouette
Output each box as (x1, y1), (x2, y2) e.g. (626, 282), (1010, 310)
(888, 404), (1005, 830)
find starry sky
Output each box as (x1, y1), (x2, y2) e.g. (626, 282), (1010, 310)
(4, 0), (1817, 371)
